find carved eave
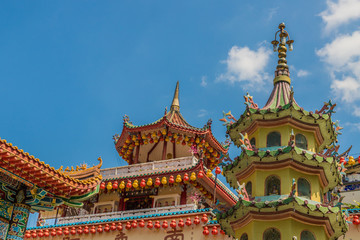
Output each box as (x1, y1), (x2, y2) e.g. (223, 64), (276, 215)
(223, 146), (342, 193)
(228, 103), (335, 152)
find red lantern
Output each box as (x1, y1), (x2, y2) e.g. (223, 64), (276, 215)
(155, 177), (161, 187)
(140, 179), (146, 188)
(84, 226), (90, 234)
(201, 214), (208, 223)
(203, 226), (210, 235)
(154, 221), (161, 229)
(125, 221), (131, 230)
(97, 225), (103, 233)
(162, 220), (168, 229)
(44, 229), (50, 237)
(70, 227), (76, 235)
(211, 226), (218, 235)
(126, 180), (132, 189)
(185, 217), (192, 226)
(215, 167), (221, 175)
(353, 215), (360, 225)
(194, 216), (200, 225)
(38, 230), (44, 237)
(220, 229), (225, 235)
(64, 227), (70, 235)
(25, 231), (31, 238)
(77, 227), (83, 234)
(51, 229), (57, 236)
(178, 219), (184, 228)
(198, 170), (204, 179)
(169, 175), (175, 184)
(131, 220), (138, 228)
(31, 231), (37, 238)
(117, 223), (123, 231)
(104, 224), (110, 232)
(113, 181), (118, 189)
(57, 228), (63, 235)
(139, 219), (145, 228)
(110, 223), (116, 231)
(183, 173), (189, 182)
(100, 182), (106, 190)
(182, 140), (186, 145)
(358, 156), (360, 164)
(170, 220), (177, 228)
(147, 220), (153, 229)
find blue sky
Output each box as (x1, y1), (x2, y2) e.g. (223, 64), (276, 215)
(2, 0), (360, 172)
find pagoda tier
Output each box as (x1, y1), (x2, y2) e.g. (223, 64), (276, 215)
(114, 82), (227, 170)
(218, 23), (347, 240)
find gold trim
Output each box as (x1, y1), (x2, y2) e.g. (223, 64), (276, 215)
(273, 75), (291, 85)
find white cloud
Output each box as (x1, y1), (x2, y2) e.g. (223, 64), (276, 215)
(297, 70), (310, 77)
(267, 7), (278, 21)
(217, 45), (271, 88)
(200, 76), (207, 87)
(345, 121), (360, 130)
(197, 109), (208, 118)
(320, 0), (360, 32)
(317, 31), (360, 107)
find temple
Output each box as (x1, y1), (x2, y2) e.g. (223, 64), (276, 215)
(25, 82), (237, 239)
(217, 23), (348, 240)
(0, 139), (102, 239)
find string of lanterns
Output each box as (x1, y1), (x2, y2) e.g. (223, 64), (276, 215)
(339, 156), (360, 166)
(118, 130), (220, 166)
(25, 215), (225, 238)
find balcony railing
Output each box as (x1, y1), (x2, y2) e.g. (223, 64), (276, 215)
(46, 204), (197, 225)
(101, 156), (197, 180)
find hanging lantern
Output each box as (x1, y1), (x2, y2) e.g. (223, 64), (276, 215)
(211, 226), (218, 235)
(140, 179), (146, 188)
(38, 230), (44, 237)
(104, 224), (110, 232)
(31, 231), (37, 238)
(154, 221), (161, 229)
(339, 157), (346, 164)
(203, 226), (210, 235)
(169, 175), (175, 184)
(348, 156), (355, 165)
(162, 129), (167, 135)
(44, 229), (50, 237)
(178, 219), (184, 228)
(161, 176), (168, 185)
(215, 167), (222, 175)
(83, 226), (89, 234)
(97, 225), (103, 233)
(206, 169), (212, 177)
(51, 229), (57, 236)
(131, 220), (138, 228)
(220, 229), (225, 235)
(100, 182), (106, 190)
(117, 223), (123, 231)
(194, 216), (200, 225)
(25, 231), (31, 239)
(110, 223), (117, 231)
(147, 220), (153, 229)
(176, 175), (182, 183)
(90, 226), (96, 234)
(190, 172), (196, 181)
(155, 177), (161, 186)
(139, 219), (145, 228)
(106, 182), (113, 191)
(125, 221), (131, 230)
(198, 170), (204, 179)
(64, 227), (69, 235)
(120, 181), (126, 189)
(133, 180), (139, 188)
(70, 227), (76, 235)
(126, 180), (132, 189)
(201, 214), (208, 223)
(113, 181), (118, 190)
(183, 173), (189, 182)
(358, 156), (360, 164)
(147, 178), (153, 186)
(185, 217), (192, 226)
(162, 220), (168, 229)
(170, 220), (177, 228)
(353, 215), (360, 225)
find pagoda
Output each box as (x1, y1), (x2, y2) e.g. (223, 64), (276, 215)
(26, 82), (237, 239)
(0, 138), (102, 240)
(217, 23), (348, 240)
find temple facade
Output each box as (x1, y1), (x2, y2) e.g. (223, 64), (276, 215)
(25, 82), (237, 240)
(217, 23), (348, 240)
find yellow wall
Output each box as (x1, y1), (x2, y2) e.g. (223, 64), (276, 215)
(239, 168), (322, 201)
(249, 124), (317, 152)
(234, 218), (328, 240)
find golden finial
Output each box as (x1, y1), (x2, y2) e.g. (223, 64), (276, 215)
(170, 81), (180, 111)
(271, 23), (294, 85)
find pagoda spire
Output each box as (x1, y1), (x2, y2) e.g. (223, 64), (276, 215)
(271, 22), (294, 85)
(170, 81), (180, 111)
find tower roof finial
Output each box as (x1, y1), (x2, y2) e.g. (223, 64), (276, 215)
(170, 81), (180, 111)
(271, 23), (294, 85)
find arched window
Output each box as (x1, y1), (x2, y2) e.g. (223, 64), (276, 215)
(265, 176), (281, 195)
(267, 132), (281, 147)
(245, 181), (252, 197)
(250, 137), (256, 147)
(240, 233), (249, 240)
(300, 230), (316, 240)
(295, 134), (308, 149)
(263, 228), (281, 240)
(298, 178), (311, 199)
